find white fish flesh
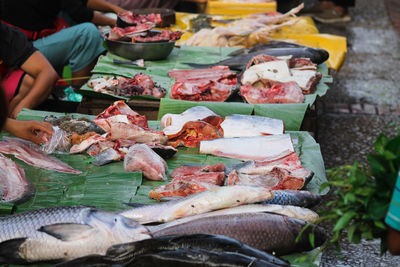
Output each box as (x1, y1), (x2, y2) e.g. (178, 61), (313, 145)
(110, 122), (167, 144)
(120, 185), (273, 224)
(199, 134), (294, 160)
(0, 154), (34, 204)
(220, 114), (284, 138)
(161, 106), (217, 136)
(69, 134), (106, 154)
(124, 144), (167, 181)
(0, 137), (81, 174)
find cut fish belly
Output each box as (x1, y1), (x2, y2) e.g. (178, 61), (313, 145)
(240, 80), (304, 104)
(0, 154), (34, 204)
(124, 144), (167, 181)
(221, 114), (284, 138)
(168, 66), (238, 102)
(227, 152), (314, 190)
(199, 134), (294, 161)
(94, 101), (148, 132)
(110, 122), (167, 144)
(149, 180), (219, 200)
(0, 137), (81, 174)
(161, 106), (217, 135)
(171, 163), (226, 178)
(166, 121), (222, 148)
(70, 134), (106, 154)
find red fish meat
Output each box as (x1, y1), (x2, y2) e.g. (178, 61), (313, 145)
(149, 180), (219, 200)
(0, 137), (81, 174)
(0, 154), (34, 204)
(168, 66), (237, 102)
(119, 11), (162, 25)
(94, 100), (148, 132)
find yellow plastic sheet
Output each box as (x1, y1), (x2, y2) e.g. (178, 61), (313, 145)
(206, 0), (277, 15)
(168, 13), (346, 69)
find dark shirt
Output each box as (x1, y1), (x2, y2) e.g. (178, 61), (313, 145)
(0, 22), (36, 69)
(0, 0), (93, 31)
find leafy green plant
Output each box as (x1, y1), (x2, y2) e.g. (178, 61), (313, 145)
(296, 127), (400, 262)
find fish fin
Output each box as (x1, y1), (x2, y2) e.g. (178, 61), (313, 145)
(303, 171), (314, 187)
(0, 238), (27, 264)
(159, 196), (183, 201)
(39, 223), (93, 241)
(184, 62), (215, 69)
(123, 202), (151, 208)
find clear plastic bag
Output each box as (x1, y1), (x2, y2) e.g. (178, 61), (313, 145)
(41, 127), (71, 154)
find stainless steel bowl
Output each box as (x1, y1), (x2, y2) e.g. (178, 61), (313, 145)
(105, 33), (176, 61)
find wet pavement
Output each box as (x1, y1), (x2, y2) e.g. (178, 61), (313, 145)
(302, 0), (400, 265)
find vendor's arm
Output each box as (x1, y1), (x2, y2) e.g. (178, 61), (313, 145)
(4, 119), (53, 145)
(10, 51), (58, 119)
(385, 171), (400, 255)
(87, 0), (127, 15)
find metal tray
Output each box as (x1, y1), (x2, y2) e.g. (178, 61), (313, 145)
(104, 33), (176, 61)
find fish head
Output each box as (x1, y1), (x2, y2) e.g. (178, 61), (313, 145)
(87, 210), (151, 243)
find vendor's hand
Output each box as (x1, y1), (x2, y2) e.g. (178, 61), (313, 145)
(5, 119), (54, 145)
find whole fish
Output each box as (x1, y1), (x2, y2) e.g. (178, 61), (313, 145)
(149, 204), (319, 233)
(199, 134), (294, 161)
(0, 206), (151, 264)
(120, 185), (273, 224)
(186, 47), (329, 70)
(0, 154), (35, 204)
(151, 212), (326, 255)
(261, 190), (322, 208)
(56, 234), (289, 267)
(0, 137), (81, 174)
(221, 114), (284, 138)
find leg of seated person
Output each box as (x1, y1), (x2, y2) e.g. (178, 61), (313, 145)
(8, 74), (34, 116)
(33, 23), (105, 88)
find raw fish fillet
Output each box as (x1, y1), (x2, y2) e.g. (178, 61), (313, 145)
(199, 134), (294, 161)
(0, 137), (81, 174)
(149, 163), (226, 199)
(149, 180), (218, 200)
(94, 101), (148, 132)
(221, 114), (284, 138)
(240, 80), (304, 104)
(110, 122), (167, 144)
(168, 66), (238, 102)
(166, 120), (222, 148)
(70, 134), (106, 154)
(161, 106), (217, 135)
(124, 144), (167, 181)
(0, 153), (34, 204)
(227, 152), (313, 190)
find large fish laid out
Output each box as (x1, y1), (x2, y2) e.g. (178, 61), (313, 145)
(221, 114), (284, 137)
(227, 151), (314, 190)
(186, 47), (329, 70)
(149, 204), (319, 232)
(0, 137), (81, 174)
(199, 134), (294, 161)
(151, 212), (326, 255)
(120, 185), (273, 224)
(0, 154), (34, 204)
(168, 66), (238, 102)
(57, 234), (289, 267)
(124, 144), (167, 181)
(0, 206), (151, 264)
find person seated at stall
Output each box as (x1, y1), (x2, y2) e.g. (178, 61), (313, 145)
(103, 0), (180, 10)
(0, 22), (58, 119)
(0, 0), (127, 88)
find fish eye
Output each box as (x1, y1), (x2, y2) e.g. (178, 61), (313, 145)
(114, 218), (118, 222)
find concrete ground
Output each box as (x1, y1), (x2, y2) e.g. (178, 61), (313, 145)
(302, 0), (400, 265)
